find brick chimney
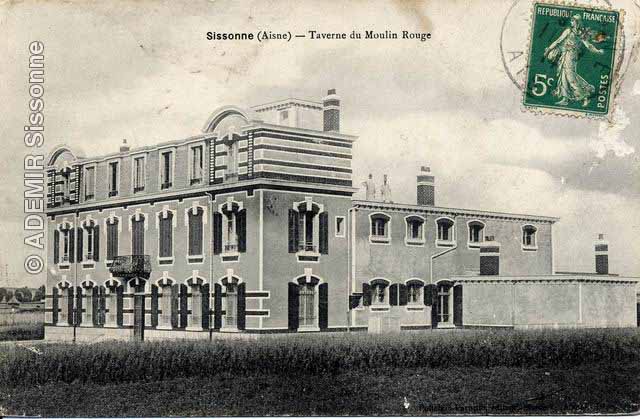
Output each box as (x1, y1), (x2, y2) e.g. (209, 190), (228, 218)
(479, 236), (500, 275)
(322, 89), (340, 132)
(119, 139), (130, 153)
(417, 166), (435, 206)
(595, 233), (609, 275)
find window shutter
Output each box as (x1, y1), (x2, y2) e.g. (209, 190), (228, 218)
(424, 283), (433, 305)
(319, 212), (329, 254)
(237, 282), (246, 330)
(53, 230), (60, 264)
(288, 209), (299, 253)
(201, 283), (210, 330)
(171, 284), (179, 328)
(52, 287), (59, 324)
(213, 283), (222, 329)
(188, 211), (203, 256)
(213, 212), (222, 255)
(92, 288), (99, 326)
(453, 284), (463, 327)
(288, 282), (299, 330)
(151, 285), (159, 328)
(93, 225), (100, 261)
(389, 284), (399, 306)
(237, 210), (247, 253)
(67, 287), (75, 326)
(75, 287), (83, 326)
(76, 228), (83, 262)
(116, 285), (124, 326)
(132, 219), (145, 255)
(430, 285), (439, 328)
(69, 228), (75, 263)
(362, 283), (371, 306)
(399, 284), (408, 306)
(179, 284), (188, 328)
(319, 282), (328, 330)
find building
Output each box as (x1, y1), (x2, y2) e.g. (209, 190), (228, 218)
(44, 90), (638, 341)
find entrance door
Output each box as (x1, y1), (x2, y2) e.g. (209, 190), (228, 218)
(133, 288), (145, 341)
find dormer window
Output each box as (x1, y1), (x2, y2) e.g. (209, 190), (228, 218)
(405, 215), (425, 246)
(369, 213), (391, 244)
(288, 199), (329, 261)
(467, 221), (485, 248)
(522, 225), (538, 250)
(436, 217), (455, 247)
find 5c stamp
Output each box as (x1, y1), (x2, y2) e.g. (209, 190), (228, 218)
(523, 2), (623, 118)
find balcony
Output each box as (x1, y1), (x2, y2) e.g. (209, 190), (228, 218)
(108, 190), (118, 197)
(298, 242), (317, 253)
(296, 241), (319, 262)
(161, 181), (173, 190)
(224, 243), (238, 252)
(109, 255), (152, 279)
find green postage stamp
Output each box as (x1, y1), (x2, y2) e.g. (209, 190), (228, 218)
(523, 2), (623, 118)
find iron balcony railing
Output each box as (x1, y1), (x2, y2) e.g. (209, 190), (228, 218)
(224, 243), (238, 252)
(298, 241), (317, 252)
(109, 255), (152, 279)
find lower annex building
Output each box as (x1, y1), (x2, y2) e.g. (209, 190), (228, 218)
(44, 90), (638, 341)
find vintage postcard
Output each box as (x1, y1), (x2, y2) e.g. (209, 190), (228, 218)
(1, 0), (639, 417)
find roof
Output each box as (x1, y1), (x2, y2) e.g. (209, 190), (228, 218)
(352, 199), (559, 223)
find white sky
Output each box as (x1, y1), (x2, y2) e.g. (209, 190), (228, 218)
(1, 0), (639, 286)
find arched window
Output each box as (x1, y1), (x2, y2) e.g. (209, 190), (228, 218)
(405, 216), (425, 245)
(369, 278), (390, 306)
(406, 279), (424, 305)
(288, 199), (328, 258)
(467, 220), (485, 247)
(522, 225), (537, 249)
(298, 279), (317, 328)
(436, 217), (455, 246)
(214, 200), (246, 258)
(369, 213), (391, 244)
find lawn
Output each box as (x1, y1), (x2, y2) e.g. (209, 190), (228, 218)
(0, 310), (44, 342)
(0, 329), (638, 416)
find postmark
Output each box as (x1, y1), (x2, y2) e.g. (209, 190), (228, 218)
(521, 2), (623, 118)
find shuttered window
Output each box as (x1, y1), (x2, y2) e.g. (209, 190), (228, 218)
(107, 220), (119, 261)
(61, 229), (70, 263)
(298, 284), (316, 327)
(158, 213), (173, 258)
(225, 283), (237, 328)
(85, 226), (94, 260)
(132, 216), (145, 255)
(188, 209), (203, 256)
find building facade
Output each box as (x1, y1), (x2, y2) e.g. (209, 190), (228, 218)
(44, 90), (638, 341)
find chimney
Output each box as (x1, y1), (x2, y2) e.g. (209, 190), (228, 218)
(595, 233), (609, 275)
(417, 166), (435, 206)
(479, 236), (500, 275)
(119, 139), (130, 153)
(322, 89), (340, 132)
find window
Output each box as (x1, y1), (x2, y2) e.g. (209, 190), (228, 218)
(225, 282), (238, 328)
(226, 141), (239, 180)
(84, 166), (95, 200)
(106, 219), (119, 261)
(407, 281), (423, 305)
(190, 145), (203, 185)
(522, 225), (537, 249)
(61, 227), (71, 263)
(467, 221), (485, 247)
(335, 216), (345, 238)
(188, 208), (204, 256)
(85, 225), (94, 261)
(369, 213), (391, 244)
(131, 215), (145, 255)
(436, 217), (455, 246)
(299, 283), (316, 327)
(61, 172), (71, 202)
(280, 110), (289, 123)
(214, 203), (246, 259)
(437, 283), (452, 323)
(108, 162), (119, 197)
(133, 156), (145, 193)
(405, 216), (425, 245)
(288, 200), (329, 259)
(160, 151), (173, 189)
(158, 212), (173, 262)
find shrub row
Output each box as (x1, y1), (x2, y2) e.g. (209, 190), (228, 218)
(0, 324), (44, 342)
(1, 328), (639, 387)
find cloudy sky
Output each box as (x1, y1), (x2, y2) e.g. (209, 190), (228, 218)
(1, 0), (639, 286)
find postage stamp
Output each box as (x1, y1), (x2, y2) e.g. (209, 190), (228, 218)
(522, 2), (623, 118)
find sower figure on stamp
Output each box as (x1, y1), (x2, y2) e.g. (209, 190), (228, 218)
(362, 173), (376, 200)
(544, 14), (604, 107)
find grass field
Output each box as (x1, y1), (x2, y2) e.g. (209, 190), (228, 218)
(0, 328), (638, 416)
(0, 310), (44, 342)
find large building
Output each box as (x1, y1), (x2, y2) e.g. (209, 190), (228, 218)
(44, 90), (638, 341)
